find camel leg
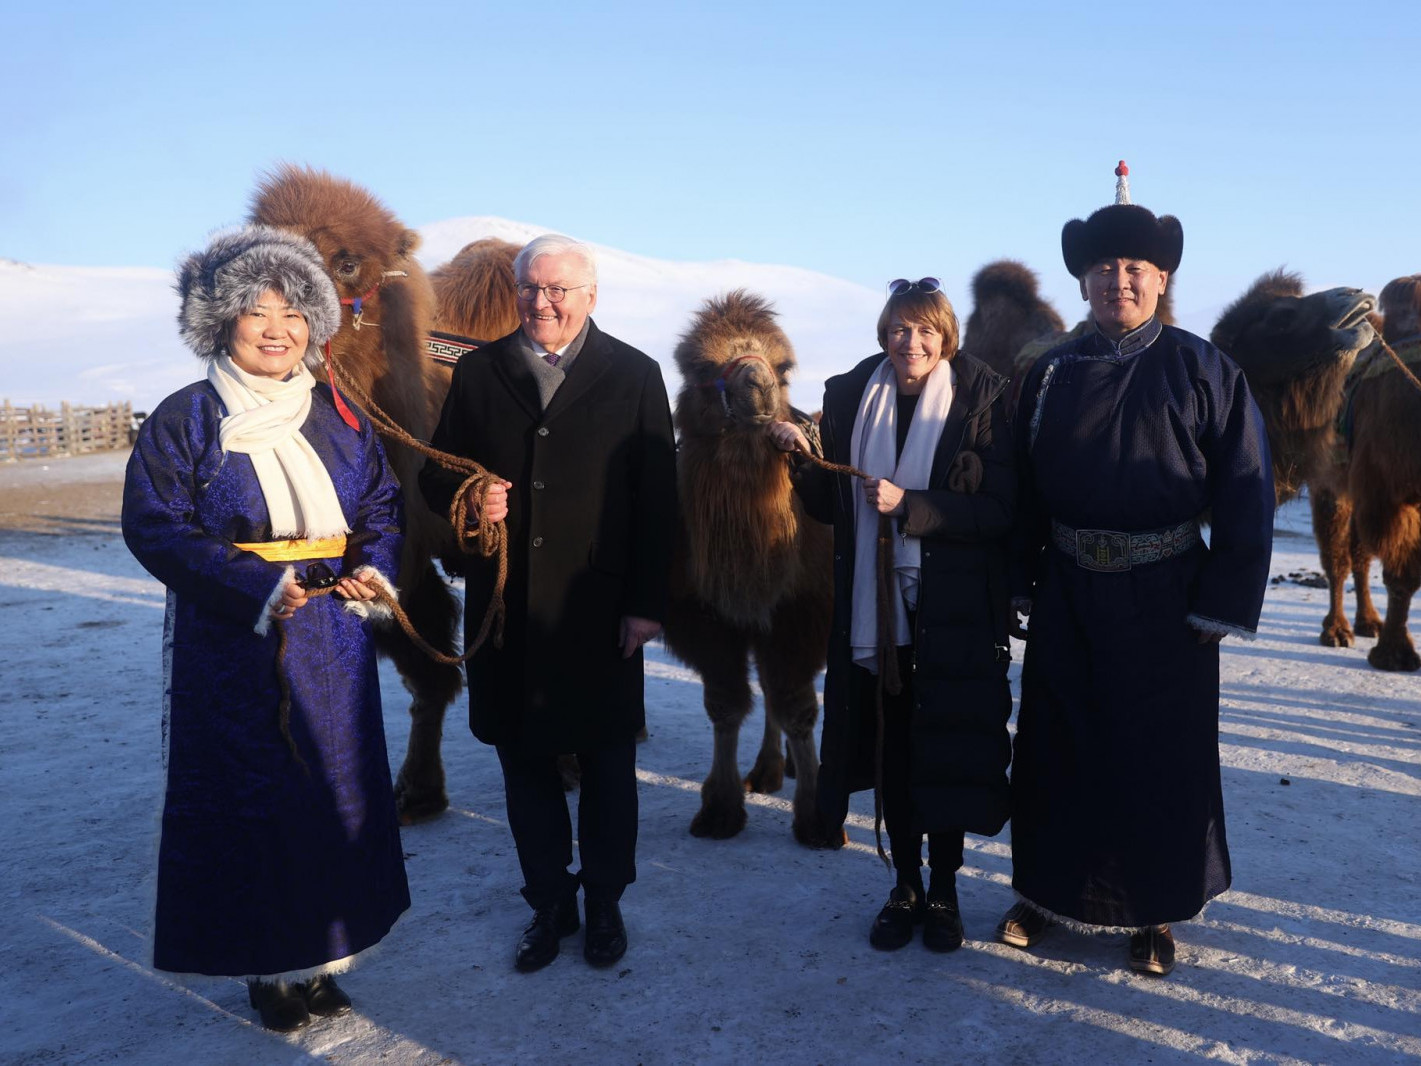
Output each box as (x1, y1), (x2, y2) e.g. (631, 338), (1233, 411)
(1369, 554), (1421, 671)
(689, 648), (753, 840)
(744, 715), (785, 795)
(1349, 521), (1383, 638)
(382, 558), (463, 823)
(755, 642), (845, 850)
(1311, 487), (1356, 648)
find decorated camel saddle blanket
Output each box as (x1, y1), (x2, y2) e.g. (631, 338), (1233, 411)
(425, 330), (486, 367)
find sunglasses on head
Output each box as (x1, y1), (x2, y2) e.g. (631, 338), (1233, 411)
(888, 277), (942, 296)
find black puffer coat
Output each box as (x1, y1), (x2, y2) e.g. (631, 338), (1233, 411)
(794, 351), (1016, 836)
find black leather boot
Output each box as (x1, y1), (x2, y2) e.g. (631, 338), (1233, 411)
(583, 900), (628, 967)
(301, 974), (352, 1017)
(515, 895), (580, 972)
(247, 978), (310, 1032)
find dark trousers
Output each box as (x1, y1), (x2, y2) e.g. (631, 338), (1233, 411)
(876, 643), (964, 887)
(496, 736), (638, 909)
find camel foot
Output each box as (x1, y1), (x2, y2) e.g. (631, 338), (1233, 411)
(557, 754), (582, 792)
(744, 754), (785, 795)
(690, 802), (748, 840)
(1368, 641), (1421, 672)
(394, 772), (449, 825)
(1319, 625), (1355, 649)
(1354, 616), (1382, 639)
(793, 813), (847, 850)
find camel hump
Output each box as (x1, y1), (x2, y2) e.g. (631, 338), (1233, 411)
(430, 239), (521, 341)
(971, 259), (1050, 308)
(1380, 274), (1421, 343)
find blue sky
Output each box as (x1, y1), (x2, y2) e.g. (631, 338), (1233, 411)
(5, 1), (1418, 328)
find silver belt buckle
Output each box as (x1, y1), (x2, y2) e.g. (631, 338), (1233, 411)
(1075, 529), (1132, 572)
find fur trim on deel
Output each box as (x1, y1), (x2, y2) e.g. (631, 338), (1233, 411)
(176, 224), (341, 361)
(340, 566), (399, 625)
(1061, 204), (1184, 278)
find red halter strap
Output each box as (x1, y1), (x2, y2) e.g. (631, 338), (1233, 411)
(322, 341), (362, 431)
(696, 353), (772, 393)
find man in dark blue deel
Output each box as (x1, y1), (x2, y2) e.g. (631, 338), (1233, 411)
(999, 163), (1275, 976)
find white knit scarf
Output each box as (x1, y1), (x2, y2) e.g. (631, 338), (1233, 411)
(849, 357), (954, 672)
(206, 355), (350, 540)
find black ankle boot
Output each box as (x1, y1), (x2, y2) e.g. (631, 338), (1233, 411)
(922, 876), (964, 953)
(247, 978), (310, 1032)
(301, 973), (352, 1017)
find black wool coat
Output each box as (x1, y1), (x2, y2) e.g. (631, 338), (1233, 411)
(794, 351), (1016, 836)
(420, 321), (677, 752)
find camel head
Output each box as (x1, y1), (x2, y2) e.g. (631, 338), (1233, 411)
(1211, 269), (1376, 388)
(1379, 275), (1421, 344)
(249, 164), (422, 314)
(673, 290), (796, 437)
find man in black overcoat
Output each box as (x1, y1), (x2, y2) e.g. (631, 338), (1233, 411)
(420, 234), (676, 971)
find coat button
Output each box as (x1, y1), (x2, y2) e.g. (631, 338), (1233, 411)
(537, 427), (550, 437)
(533, 480), (545, 490)
(532, 536), (544, 547)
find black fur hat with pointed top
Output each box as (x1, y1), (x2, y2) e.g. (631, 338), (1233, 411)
(1061, 161), (1183, 278)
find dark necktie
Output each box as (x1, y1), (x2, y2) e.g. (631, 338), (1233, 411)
(543, 351), (560, 368)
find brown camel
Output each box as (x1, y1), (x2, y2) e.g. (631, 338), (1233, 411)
(250, 166), (520, 820)
(1343, 275), (1421, 669)
(1209, 270), (1378, 650)
(661, 290), (840, 847)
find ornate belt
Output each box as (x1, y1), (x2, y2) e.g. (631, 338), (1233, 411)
(1050, 519), (1199, 573)
(233, 534), (348, 562)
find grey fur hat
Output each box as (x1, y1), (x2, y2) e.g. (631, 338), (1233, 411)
(175, 224), (341, 361)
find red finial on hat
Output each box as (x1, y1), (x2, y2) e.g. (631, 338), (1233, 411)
(1114, 160), (1132, 205)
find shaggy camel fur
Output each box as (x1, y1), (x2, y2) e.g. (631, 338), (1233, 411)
(1344, 276), (1421, 669)
(250, 166), (518, 820)
(661, 291), (841, 847)
(962, 260), (1064, 381)
(1210, 270), (1378, 651)
(430, 239), (521, 342)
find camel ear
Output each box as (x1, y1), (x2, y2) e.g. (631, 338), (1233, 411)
(398, 228), (421, 257)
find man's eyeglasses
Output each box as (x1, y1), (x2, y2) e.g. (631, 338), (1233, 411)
(516, 283), (590, 303)
(888, 277), (942, 297)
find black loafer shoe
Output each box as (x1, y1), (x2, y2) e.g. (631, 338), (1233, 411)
(1128, 924), (1176, 976)
(996, 902), (1051, 949)
(583, 900), (628, 967)
(869, 884), (923, 951)
(922, 891), (965, 953)
(247, 978), (310, 1032)
(301, 974), (352, 1017)
(515, 895), (580, 972)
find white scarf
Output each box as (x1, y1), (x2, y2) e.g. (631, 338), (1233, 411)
(849, 357), (954, 672)
(206, 355), (350, 540)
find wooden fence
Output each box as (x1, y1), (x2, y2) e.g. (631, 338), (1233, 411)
(1, 399), (135, 461)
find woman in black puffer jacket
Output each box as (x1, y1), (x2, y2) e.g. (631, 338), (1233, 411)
(769, 278), (1015, 953)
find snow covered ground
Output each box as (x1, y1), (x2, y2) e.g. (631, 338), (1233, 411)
(1, 452), (1418, 1065)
